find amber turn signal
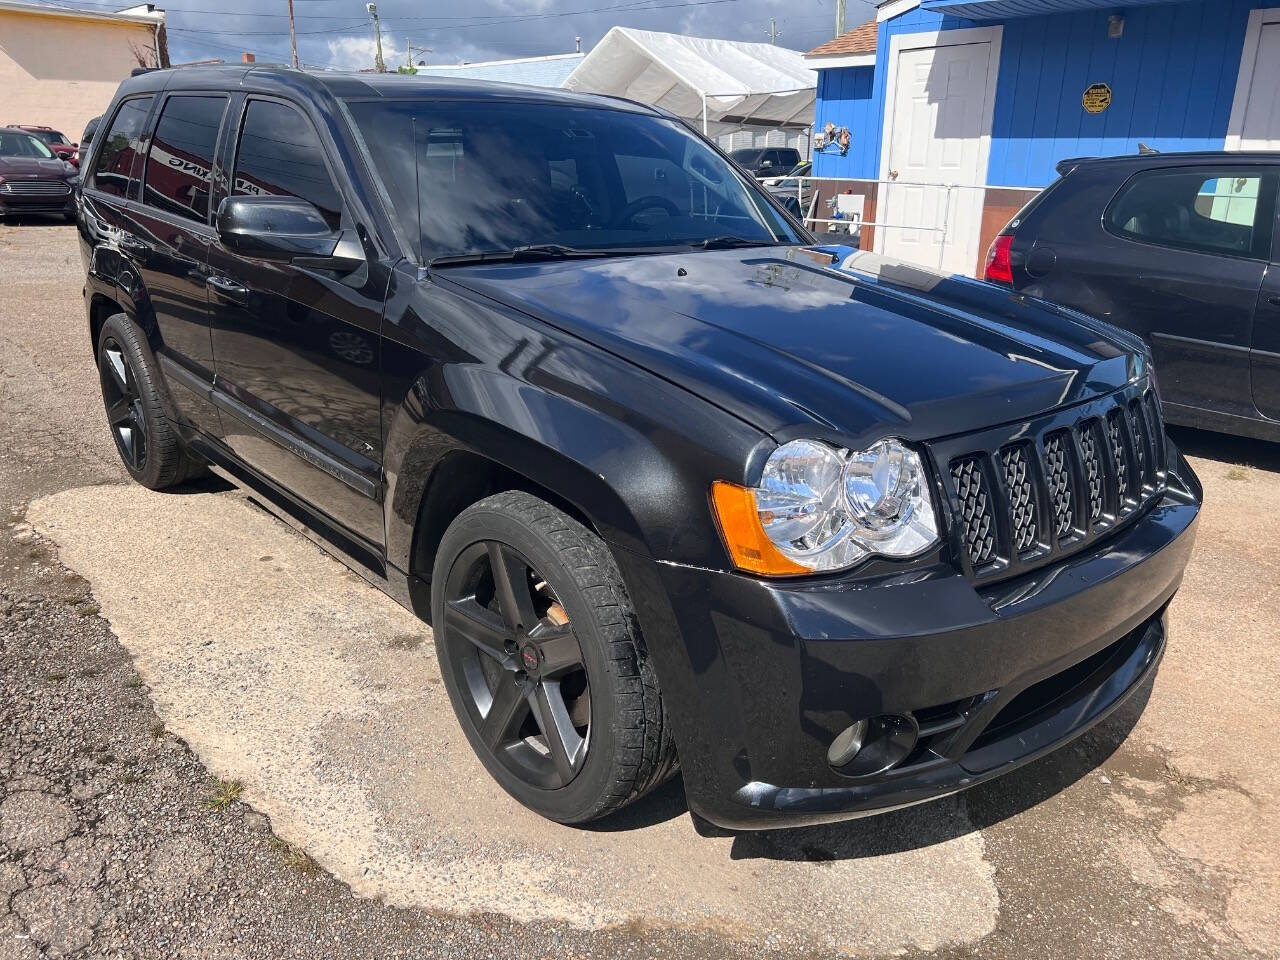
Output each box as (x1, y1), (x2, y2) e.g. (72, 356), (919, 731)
(709, 481), (810, 577)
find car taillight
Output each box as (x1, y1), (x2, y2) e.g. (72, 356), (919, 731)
(984, 234), (1014, 286)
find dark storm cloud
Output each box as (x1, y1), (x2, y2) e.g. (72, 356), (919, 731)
(154, 0), (874, 71)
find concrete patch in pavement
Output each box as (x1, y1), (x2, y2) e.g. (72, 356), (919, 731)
(28, 483), (999, 957)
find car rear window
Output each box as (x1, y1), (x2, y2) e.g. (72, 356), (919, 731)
(91, 97), (153, 198)
(1105, 167), (1278, 260)
(143, 95), (227, 223)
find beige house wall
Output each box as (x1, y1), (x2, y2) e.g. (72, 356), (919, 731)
(0, 8), (159, 146)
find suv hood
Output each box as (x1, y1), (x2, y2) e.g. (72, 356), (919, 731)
(0, 156), (70, 178)
(443, 246), (1146, 444)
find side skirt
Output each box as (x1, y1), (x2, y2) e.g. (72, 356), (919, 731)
(188, 432), (429, 618)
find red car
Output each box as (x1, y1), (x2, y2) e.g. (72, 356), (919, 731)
(0, 127), (78, 222)
(9, 125), (79, 167)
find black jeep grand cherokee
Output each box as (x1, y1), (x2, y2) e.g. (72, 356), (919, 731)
(78, 66), (1201, 832)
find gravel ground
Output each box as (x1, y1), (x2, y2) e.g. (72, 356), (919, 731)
(1, 219), (1277, 959)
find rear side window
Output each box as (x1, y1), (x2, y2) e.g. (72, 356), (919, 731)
(1106, 167), (1278, 259)
(143, 95), (227, 222)
(91, 96), (153, 198)
(232, 99), (342, 230)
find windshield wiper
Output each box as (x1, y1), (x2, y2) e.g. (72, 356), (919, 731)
(697, 235), (779, 250)
(430, 244), (677, 267)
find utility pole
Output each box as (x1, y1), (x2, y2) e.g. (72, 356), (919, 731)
(835, 0), (846, 37)
(367, 2), (386, 73)
(405, 41), (431, 69)
(766, 18), (780, 44)
(286, 0), (299, 69)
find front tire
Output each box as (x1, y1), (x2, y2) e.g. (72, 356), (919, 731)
(431, 491), (678, 824)
(96, 313), (204, 489)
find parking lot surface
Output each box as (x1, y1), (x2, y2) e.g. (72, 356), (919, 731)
(2, 222), (1277, 958)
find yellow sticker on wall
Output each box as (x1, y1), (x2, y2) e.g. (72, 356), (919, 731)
(1083, 83), (1112, 115)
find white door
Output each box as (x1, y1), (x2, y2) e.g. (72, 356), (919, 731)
(879, 39), (995, 276)
(1238, 22), (1280, 148)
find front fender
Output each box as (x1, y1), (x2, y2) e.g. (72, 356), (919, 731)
(380, 268), (767, 577)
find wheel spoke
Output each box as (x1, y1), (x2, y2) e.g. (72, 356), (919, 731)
(106, 397), (133, 427)
(116, 424), (137, 467)
(487, 543), (539, 636)
(130, 406), (146, 468)
(533, 626), (583, 678)
(532, 680), (585, 785)
(444, 598), (511, 663)
(480, 676), (529, 749)
(103, 348), (129, 395)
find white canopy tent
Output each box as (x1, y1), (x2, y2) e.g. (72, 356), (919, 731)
(563, 27), (817, 137)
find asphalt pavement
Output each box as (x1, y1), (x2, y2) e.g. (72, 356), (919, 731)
(1, 220), (1275, 959)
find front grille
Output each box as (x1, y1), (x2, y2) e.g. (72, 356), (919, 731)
(1000, 443), (1038, 553)
(950, 457), (997, 566)
(1043, 431), (1074, 539)
(940, 388), (1167, 579)
(1079, 420), (1105, 522)
(1106, 409), (1130, 499)
(0, 181), (70, 196)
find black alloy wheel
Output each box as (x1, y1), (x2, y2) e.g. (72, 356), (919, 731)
(99, 336), (149, 474)
(440, 540), (592, 789)
(96, 312), (205, 490)
(431, 491), (678, 824)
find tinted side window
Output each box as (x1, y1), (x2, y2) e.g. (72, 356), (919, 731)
(143, 95), (226, 222)
(232, 99), (341, 229)
(1106, 168), (1277, 259)
(91, 97), (153, 198)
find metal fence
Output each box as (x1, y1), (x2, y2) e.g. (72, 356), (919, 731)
(773, 175), (1000, 275)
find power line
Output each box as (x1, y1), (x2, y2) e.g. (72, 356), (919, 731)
(168, 19), (370, 37)
(167, 0), (737, 42)
(396, 0), (740, 38)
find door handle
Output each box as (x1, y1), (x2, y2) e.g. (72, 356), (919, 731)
(206, 275), (249, 306)
(1268, 296), (1280, 308)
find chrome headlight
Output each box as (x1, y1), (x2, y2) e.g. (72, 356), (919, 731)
(719, 437), (939, 574)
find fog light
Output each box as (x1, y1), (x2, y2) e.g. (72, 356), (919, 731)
(827, 719), (869, 767)
(827, 714), (919, 777)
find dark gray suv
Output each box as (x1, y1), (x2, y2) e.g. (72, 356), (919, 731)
(77, 65), (1200, 834)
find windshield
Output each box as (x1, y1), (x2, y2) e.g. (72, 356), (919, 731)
(0, 133), (54, 159)
(777, 163), (811, 188)
(345, 98), (802, 263)
(35, 130), (70, 146)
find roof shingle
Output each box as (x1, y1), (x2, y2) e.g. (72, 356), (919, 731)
(804, 20), (878, 59)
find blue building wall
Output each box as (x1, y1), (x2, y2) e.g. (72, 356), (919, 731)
(813, 0), (1266, 187)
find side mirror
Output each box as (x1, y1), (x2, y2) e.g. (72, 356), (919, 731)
(215, 195), (366, 274)
(216, 195), (337, 259)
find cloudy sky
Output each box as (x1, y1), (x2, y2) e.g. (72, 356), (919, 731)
(120, 0), (876, 71)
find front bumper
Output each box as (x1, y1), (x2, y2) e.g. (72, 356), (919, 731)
(0, 191), (75, 217)
(625, 449), (1200, 831)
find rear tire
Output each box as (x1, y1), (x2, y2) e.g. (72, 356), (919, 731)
(96, 313), (205, 489)
(431, 491), (678, 824)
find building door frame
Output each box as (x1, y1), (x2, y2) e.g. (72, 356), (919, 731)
(876, 25), (1003, 272)
(1225, 7), (1280, 151)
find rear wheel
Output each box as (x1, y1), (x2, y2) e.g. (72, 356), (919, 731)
(431, 491), (677, 823)
(96, 313), (204, 489)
